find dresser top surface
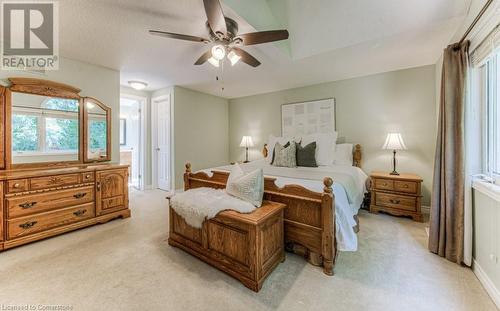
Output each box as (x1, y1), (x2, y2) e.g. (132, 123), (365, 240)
(370, 171), (422, 181)
(0, 163), (129, 180)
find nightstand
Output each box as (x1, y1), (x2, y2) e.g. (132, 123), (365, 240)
(369, 172), (423, 222)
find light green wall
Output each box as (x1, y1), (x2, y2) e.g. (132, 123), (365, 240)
(228, 65), (437, 205)
(172, 86), (229, 189)
(0, 57), (120, 162)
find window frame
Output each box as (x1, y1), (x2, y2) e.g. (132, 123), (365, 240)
(11, 106), (80, 156)
(480, 52), (500, 185)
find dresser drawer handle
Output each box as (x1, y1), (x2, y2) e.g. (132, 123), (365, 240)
(13, 183), (21, 189)
(85, 174), (91, 179)
(73, 209), (87, 217)
(73, 192), (87, 199)
(19, 201), (37, 209)
(390, 199), (401, 204)
(19, 221), (37, 229)
(402, 184), (409, 188)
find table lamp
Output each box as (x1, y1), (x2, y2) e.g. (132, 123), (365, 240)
(240, 136), (254, 163)
(382, 133), (407, 175)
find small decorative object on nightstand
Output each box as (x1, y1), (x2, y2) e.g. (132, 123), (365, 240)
(382, 133), (407, 175)
(240, 135), (254, 163)
(369, 171), (423, 222)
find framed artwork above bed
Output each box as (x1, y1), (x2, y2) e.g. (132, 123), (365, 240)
(281, 98), (336, 137)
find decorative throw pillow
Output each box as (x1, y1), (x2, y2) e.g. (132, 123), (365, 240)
(296, 142), (317, 167)
(271, 141), (290, 165)
(226, 164), (264, 207)
(272, 142), (297, 167)
(266, 135), (294, 163)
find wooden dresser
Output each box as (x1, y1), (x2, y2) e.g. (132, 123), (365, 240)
(369, 172), (423, 222)
(0, 164), (130, 251)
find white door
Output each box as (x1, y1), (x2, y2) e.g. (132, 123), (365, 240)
(155, 96), (170, 191)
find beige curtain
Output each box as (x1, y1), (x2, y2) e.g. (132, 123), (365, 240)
(429, 41), (469, 264)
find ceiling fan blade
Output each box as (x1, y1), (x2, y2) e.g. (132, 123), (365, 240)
(194, 50), (212, 65)
(237, 30), (289, 45)
(232, 47), (261, 67)
(203, 0), (227, 37)
(149, 30), (209, 43)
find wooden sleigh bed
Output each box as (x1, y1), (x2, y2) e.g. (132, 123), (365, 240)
(178, 144), (362, 276)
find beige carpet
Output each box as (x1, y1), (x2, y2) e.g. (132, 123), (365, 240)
(0, 189), (496, 311)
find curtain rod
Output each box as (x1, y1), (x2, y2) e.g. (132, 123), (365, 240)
(458, 0), (495, 45)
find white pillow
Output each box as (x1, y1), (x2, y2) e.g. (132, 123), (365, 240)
(334, 143), (353, 166)
(266, 134), (293, 163)
(226, 164), (264, 207)
(300, 132), (337, 166)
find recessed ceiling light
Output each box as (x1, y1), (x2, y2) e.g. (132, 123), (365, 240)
(128, 81), (148, 90)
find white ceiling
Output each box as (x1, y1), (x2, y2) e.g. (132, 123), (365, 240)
(59, 0), (471, 98)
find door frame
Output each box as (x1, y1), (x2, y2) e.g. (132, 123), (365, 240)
(151, 91), (174, 191)
(119, 94), (147, 190)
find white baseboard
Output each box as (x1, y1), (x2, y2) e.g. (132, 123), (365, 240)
(473, 259), (500, 310)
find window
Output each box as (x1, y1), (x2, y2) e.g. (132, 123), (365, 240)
(11, 98), (79, 155)
(480, 51), (500, 179)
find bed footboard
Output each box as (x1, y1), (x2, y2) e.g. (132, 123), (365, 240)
(182, 163), (336, 276)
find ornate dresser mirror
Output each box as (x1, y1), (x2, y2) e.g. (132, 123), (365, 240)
(10, 92), (80, 165)
(4, 78), (112, 167)
(83, 97), (111, 162)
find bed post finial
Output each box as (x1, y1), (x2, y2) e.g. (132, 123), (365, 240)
(353, 144), (362, 168)
(262, 144), (268, 158)
(323, 177), (333, 193)
(185, 162), (191, 173)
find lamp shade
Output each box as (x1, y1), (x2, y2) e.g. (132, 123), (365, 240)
(382, 133), (407, 150)
(240, 136), (254, 148)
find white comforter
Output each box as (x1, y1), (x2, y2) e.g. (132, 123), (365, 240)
(200, 159), (368, 251)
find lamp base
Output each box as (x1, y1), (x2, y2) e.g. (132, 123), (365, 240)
(390, 171), (400, 176)
(243, 160), (250, 163)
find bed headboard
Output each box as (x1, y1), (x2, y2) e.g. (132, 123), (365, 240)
(262, 143), (362, 168)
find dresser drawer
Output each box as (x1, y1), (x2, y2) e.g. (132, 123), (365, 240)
(6, 186), (94, 218)
(375, 193), (417, 212)
(7, 203), (95, 239)
(373, 179), (394, 191)
(81, 172), (95, 183)
(394, 180), (418, 194)
(7, 179), (29, 193)
(30, 174), (80, 190)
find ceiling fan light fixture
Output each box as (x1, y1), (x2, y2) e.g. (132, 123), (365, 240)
(128, 80), (148, 90)
(208, 57), (220, 67)
(227, 50), (241, 66)
(211, 45), (226, 61)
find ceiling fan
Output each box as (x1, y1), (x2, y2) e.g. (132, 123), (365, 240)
(149, 0), (289, 68)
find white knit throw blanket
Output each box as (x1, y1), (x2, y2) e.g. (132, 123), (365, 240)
(169, 187), (256, 228)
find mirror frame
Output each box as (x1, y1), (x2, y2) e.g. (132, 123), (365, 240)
(82, 97), (112, 163)
(4, 77), (112, 169)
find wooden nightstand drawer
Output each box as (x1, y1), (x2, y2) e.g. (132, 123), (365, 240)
(394, 180), (417, 194)
(375, 193), (417, 212)
(373, 178), (394, 191)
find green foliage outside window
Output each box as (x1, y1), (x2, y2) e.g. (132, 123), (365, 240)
(89, 120), (107, 150)
(46, 118), (78, 151)
(43, 98), (79, 112)
(12, 115), (38, 151)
